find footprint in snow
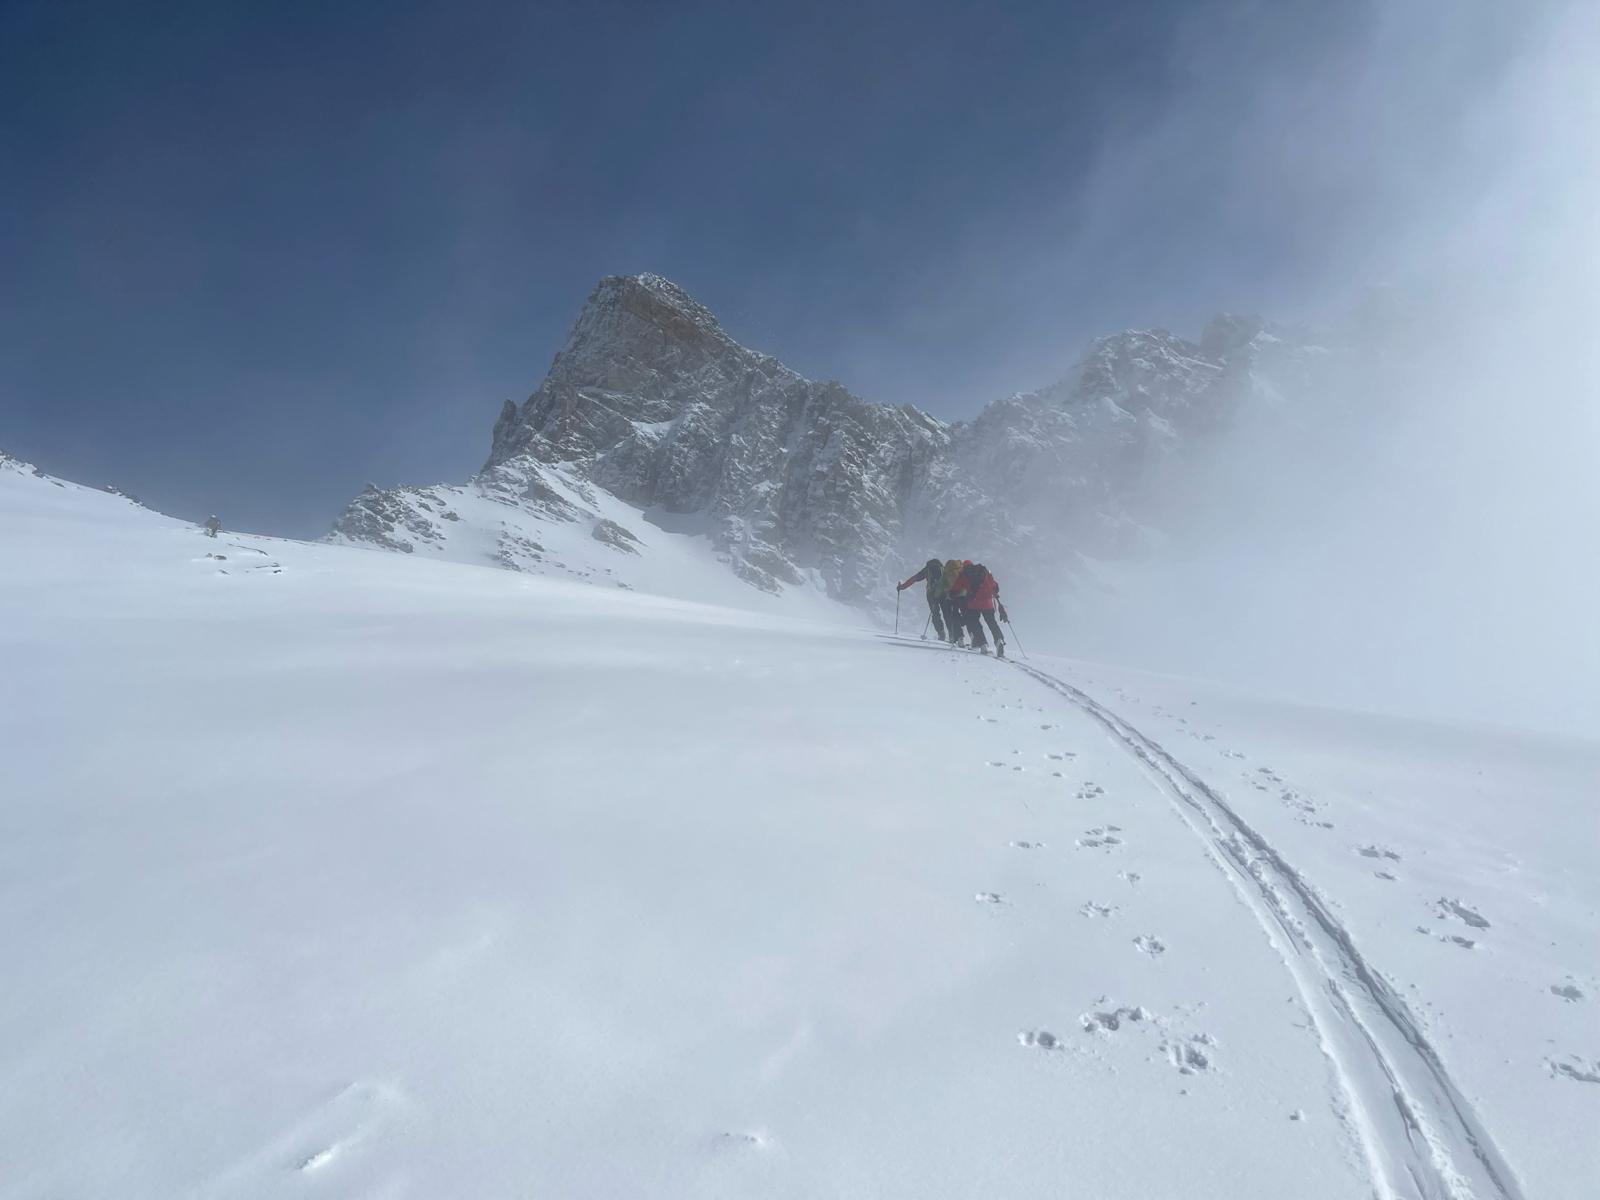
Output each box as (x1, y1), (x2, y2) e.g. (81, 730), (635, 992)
(1280, 794), (1334, 830)
(1547, 1054), (1600, 1084)
(1079, 901), (1118, 918)
(1550, 983), (1585, 1002)
(1417, 925), (1477, 949)
(1018, 1029), (1061, 1051)
(1280, 789), (1317, 815)
(1010, 840), (1044, 850)
(1133, 935), (1166, 957)
(1358, 845), (1402, 861)
(1435, 897), (1490, 929)
(1080, 1004), (1151, 1033)
(1118, 871), (1141, 886)
(975, 892), (1006, 905)
(1162, 1034), (1217, 1075)
(1076, 825), (1123, 849)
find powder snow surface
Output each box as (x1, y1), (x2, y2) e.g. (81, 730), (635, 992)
(1, 466), (1595, 1199)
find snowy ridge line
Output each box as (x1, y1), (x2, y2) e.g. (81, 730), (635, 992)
(1011, 661), (1526, 1200)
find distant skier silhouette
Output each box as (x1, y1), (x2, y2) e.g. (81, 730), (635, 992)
(203, 515), (221, 538)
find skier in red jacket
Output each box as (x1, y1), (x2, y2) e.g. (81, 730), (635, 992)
(957, 562), (1007, 657)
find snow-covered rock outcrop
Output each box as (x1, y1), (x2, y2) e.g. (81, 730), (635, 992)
(332, 274), (1331, 604)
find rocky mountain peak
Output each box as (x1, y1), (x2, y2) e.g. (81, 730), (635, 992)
(613, 272), (726, 338)
(338, 276), (1335, 611)
(487, 273), (772, 469)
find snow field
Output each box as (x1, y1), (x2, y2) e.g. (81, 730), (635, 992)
(1, 464), (1594, 1198)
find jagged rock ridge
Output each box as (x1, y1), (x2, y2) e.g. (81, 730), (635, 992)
(333, 274), (1330, 605)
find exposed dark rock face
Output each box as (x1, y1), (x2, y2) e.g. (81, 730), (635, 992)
(334, 274), (1331, 605)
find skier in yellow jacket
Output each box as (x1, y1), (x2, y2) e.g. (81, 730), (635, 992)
(939, 559), (967, 645)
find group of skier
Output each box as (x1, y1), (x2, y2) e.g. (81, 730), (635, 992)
(896, 558), (1010, 657)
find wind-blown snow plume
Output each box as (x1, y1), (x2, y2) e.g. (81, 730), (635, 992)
(1063, 1), (1600, 736)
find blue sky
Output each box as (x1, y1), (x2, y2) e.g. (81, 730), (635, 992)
(0, 0), (1527, 534)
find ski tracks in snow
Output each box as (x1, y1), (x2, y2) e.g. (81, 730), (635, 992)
(1010, 660), (1526, 1200)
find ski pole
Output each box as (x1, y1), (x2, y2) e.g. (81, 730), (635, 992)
(894, 589), (901, 636)
(921, 612), (932, 639)
(1003, 612), (1028, 659)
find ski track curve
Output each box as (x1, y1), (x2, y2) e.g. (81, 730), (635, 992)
(1008, 659), (1525, 1200)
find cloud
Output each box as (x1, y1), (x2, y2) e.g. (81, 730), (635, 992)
(1062, 1), (1600, 736)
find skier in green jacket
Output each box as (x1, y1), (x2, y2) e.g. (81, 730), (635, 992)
(938, 559), (968, 645)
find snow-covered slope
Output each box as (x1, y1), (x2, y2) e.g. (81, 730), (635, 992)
(328, 454), (857, 622)
(334, 275), (1333, 611)
(4, 457), (1594, 1199)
